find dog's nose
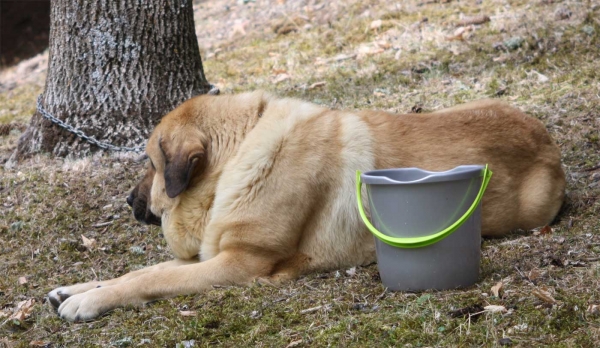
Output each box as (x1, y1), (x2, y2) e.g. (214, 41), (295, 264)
(126, 192), (134, 207)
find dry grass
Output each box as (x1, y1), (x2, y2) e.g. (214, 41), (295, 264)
(1, 0), (599, 346)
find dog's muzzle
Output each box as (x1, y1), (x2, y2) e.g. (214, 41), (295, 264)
(127, 190), (162, 226)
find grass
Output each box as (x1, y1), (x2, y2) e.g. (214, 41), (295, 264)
(1, 0), (600, 346)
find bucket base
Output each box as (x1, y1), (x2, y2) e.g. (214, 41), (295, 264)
(375, 207), (481, 291)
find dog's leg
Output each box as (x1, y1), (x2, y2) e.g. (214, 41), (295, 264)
(56, 250), (272, 322)
(48, 258), (198, 309)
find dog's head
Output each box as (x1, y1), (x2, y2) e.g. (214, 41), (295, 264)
(127, 91), (271, 227)
(127, 99), (210, 226)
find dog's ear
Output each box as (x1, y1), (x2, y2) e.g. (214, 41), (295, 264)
(162, 141), (205, 199)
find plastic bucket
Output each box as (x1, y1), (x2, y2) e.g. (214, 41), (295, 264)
(356, 165), (492, 291)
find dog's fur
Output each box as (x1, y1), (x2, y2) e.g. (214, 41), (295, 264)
(49, 91), (566, 321)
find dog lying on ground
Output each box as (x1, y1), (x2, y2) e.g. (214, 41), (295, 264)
(48, 91), (566, 321)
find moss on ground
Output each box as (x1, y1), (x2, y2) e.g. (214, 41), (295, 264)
(1, 0), (600, 346)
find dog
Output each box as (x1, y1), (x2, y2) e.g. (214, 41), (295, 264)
(48, 91), (566, 321)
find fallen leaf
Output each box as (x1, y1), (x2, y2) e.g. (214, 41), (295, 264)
(19, 276), (27, 285)
(356, 44), (384, 59)
(528, 268), (542, 281)
(587, 304), (599, 315)
(446, 26), (473, 41)
(533, 225), (552, 236)
(308, 81), (326, 90)
(272, 73), (291, 84)
(484, 305), (508, 313)
(456, 15), (490, 27)
(493, 54), (511, 63)
(9, 298), (35, 322)
(286, 340), (303, 348)
(533, 70), (549, 83)
(532, 287), (557, 304)
(229, 20), (247, 38)
(29, 341), (51, 347)
(81, 234), (96, 250)
(179, 310), (197, 317)
(491, 281), (503, 297)
(370, 19), (383, 30)
(374, 40), (391, 49)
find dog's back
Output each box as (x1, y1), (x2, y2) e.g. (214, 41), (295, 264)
(358, 99), (565, 236)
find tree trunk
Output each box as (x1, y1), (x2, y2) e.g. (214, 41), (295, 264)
(15, 0), (212, 158)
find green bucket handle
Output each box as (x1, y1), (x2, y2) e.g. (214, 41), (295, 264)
(356, 165), (493, 249)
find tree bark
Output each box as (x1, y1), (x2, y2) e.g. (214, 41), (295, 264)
(15, 0), (212, 158)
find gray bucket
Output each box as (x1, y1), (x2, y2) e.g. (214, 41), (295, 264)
(356, 165), (492, 291)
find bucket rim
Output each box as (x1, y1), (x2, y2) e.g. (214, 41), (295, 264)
(356, 165), (493, 248)
(361, 164), (485, 185)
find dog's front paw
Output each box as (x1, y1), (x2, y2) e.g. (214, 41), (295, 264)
(48, 287), (71, 309)
(57, 287), (116, 322)
(48, 282), (101, 309)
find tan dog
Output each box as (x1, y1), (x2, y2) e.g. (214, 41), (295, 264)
(48, 91), (566, 321)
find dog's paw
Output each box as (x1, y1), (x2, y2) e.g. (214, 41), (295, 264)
(48, 287), (71, 309)
(48, 282), (101, 309)
(57, 287), (115, 322)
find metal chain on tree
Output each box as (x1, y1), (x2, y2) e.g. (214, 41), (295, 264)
(35, 85), (220, 153)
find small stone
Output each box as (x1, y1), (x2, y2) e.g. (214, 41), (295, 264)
(177, 340), (196, 348)
(112, 337), (133, 347)
(129, 246), (145, 255)
(10, 221), (24, 231)
(499, 337), (513, 346)
(582, 25), (595, 36)
(504, 37), (524, 50)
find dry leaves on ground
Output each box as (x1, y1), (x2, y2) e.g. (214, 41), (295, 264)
(532, 287), (557, 304)
(533, 225), (552, 236)
(484, 305), (508, 313)
(272, 73), (291, 84)
(307, 81), (326, 90)
(491, 281), (503, 298)
(286, 340), (303, 348)
(7, 299), (36, 323)
(446, 26), (474, 41)
(81, 234), (97, 250)
(528, 268), (543, 282)
(456, 15), (490, 27)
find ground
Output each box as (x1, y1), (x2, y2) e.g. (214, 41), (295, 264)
(1, 0), (599, 347)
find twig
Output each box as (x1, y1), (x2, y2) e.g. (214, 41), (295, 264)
(303, 283), (319, 291)
(92, 221), (113, 228)
(300, 305), (323, 314)
(514, 266), (535, 285)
